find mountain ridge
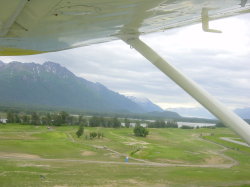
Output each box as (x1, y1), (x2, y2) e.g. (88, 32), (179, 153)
(127, 96), (164, 112)
(0, 61), (180, 118)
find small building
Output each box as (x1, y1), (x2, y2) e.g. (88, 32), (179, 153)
(177, 122), (216, 128)
(0, 118), (7, 123)
(121, 122), (148, 128)
(140, 123), (148, 128)
(130, 123), (136, 128)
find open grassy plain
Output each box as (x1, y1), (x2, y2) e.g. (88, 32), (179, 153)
(0, 124), (250, 187)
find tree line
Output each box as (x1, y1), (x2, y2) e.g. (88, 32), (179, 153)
(6, 111), (86, 126)
(5, 111), (122, 128)
(5, 111), (227, 129)
(88, 116), (121, 128)
(148, 120), (178, 128)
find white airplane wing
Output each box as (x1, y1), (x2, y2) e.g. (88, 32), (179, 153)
(1, 0), (250, 144)
(0, 0), (250, 55)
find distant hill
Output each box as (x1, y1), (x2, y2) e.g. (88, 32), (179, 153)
(169, 107), (215, 119)
(169, 107), (250, 120)
(0, 61), (179, 118)
(145, 110), (181, 119)
(234, 108), (250, 119)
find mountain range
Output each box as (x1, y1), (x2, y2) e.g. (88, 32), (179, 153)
(0, 61), (180, 118)
(170, 107), (250, 119)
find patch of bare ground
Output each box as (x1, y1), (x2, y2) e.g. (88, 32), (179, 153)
(154, 158), (186, 164)
(185, 151), (201, 155)
(0, 152), (40, 159)
(217, 181), (250, 187)
(191, 133), (201, 138)
(93, 179), (170, 187)
(104, 153), (121, 159)
(123, 142), (148, 149)
(81, 151), (96, 156)
(121, 179), (167, 187)
(93, 145), (105, 149)
(123, 141), (149, 145)
(204, 155), (227, 165)
(148, 133), (166, 141)
(0, 133), (38, 140)
(4, 171), (46, 175)
(18, 163), (50, 167)
(110, 132), (149, 146)
(92, 183), (116, 187)
(0, 171), (6, 176)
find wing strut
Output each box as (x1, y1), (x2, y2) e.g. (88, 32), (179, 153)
(122, 36), (250, 145)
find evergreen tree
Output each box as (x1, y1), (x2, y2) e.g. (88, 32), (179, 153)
(31, 112), (40, 125)
(14, 114), (21, 123)
(124, 118), (130, 128)
(78, 115), (83, 124)
(59, 111), (69, 124)
(89, 116), (99, 127)
(76, 125), (84, 138)
(52, 113), (62, 126)
(21, 115), (30, 124)
(166, 121), (178, 128)
(45, 113), (52, 125)
(112, 117), (121, 128)
(7, 111), (14, 123)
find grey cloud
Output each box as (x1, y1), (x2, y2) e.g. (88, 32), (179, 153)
(0, 13), (250, 110)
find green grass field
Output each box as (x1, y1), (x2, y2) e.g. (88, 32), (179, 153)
(0, 124), (250, 187)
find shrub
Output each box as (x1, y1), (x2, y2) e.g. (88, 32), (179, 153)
(90, 132), (97, 139)
(133, 125), (149, 137)
(180, 125), (194, 129)
(216, 121), (226, 128)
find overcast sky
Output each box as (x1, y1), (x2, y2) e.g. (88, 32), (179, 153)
(1, 13), (250, 111)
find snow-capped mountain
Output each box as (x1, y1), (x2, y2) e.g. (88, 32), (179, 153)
(127, 96), (164, 112)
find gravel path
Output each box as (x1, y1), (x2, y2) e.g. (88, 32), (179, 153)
(200, 137), (238, 167)
(0, 140), (237, 170)
(0, 155), (235, 168)
(220, 137), (250, 147)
